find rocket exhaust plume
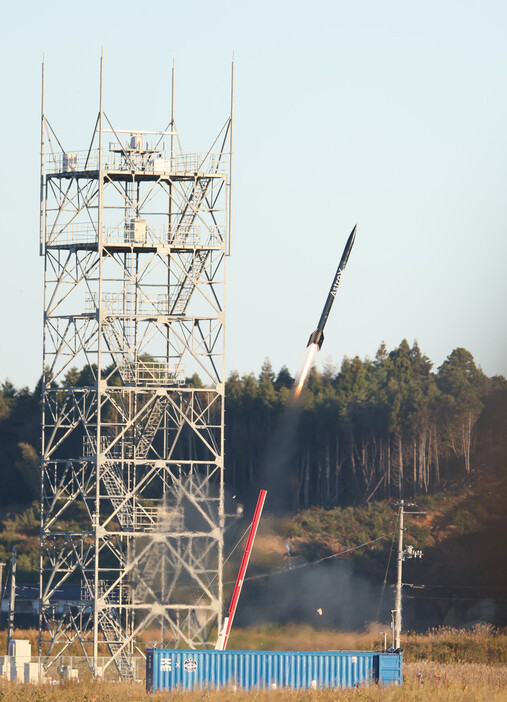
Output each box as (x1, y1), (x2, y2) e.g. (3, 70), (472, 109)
(294, 343), (317, 400)
(294, 225), (357, 400)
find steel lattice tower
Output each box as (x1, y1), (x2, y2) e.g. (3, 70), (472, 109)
(39, 58), (233, 680)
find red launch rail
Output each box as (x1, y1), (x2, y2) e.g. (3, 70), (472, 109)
(215, 489), (267, 650)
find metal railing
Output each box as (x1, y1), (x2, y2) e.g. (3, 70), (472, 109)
(80, 580), (124, 605)
(45, 222), (222, 248)
(136, 360), (184, 386)
(14, 656), (147, 682)
(45, 149), (227, 176)
(82, 436), (135, 459)
(134, 506), (159, 531)
(45, 221), (98, 246)
(85, 292), (169, 315)
(134, 504), (184, 532)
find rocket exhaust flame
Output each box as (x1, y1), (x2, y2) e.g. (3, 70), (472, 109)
(294, 343), (318, 400)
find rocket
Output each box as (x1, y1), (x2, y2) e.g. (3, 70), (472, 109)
(307, 225), (357, 349)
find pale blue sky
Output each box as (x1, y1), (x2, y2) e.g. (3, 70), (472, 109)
(1, 0), (506, 388)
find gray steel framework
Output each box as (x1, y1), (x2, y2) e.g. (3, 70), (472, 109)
(39, 58), (233, 680)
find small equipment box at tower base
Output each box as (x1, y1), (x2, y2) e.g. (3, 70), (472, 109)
(146, 648), (403, 691)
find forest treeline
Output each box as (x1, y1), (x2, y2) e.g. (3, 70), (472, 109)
(0, 340), (505, 509)
(224, 341), (507, 508)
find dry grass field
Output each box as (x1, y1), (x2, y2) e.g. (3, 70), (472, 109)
(0, 663), (506, 701)
(4, 623), (506, 664)
(228, 623), (507, 664)
(0, 626), (504, 700)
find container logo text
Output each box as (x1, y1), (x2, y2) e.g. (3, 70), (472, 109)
(184, 658), (198, 672)
(161, 658), (172, 672)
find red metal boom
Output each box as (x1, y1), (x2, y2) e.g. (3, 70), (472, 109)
(216, 489), (267, 650)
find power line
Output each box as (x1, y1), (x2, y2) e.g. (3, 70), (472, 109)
(406, 583), (507, 590)
(225, 533), (394, 586)
(406, 594), (507, 602)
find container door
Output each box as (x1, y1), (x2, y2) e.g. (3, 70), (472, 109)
(378, 653), (402, 685)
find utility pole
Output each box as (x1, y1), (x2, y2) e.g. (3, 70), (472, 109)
(7, 547), (16, 655)
(0, 561), (5, 601)
(393, 501), (424, 649)
(0, 560), (5, 642)
(394, 500), (404, 649)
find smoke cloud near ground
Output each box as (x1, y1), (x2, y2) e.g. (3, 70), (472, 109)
(245, 381), (387, 632)
(247, 361), (383, 632)
(236, 560), (383, 631)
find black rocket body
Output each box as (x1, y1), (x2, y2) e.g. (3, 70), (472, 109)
(307, 225), (357, 349)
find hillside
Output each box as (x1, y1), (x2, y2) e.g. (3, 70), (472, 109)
(0, 448), (505, 635)
(225, 451), (507, 631)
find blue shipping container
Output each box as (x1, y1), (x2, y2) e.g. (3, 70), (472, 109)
(146, 649), (402, 691)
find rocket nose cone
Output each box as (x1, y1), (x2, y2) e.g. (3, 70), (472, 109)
(343, 225), (357, 257)
(340, 225), (357, 267)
